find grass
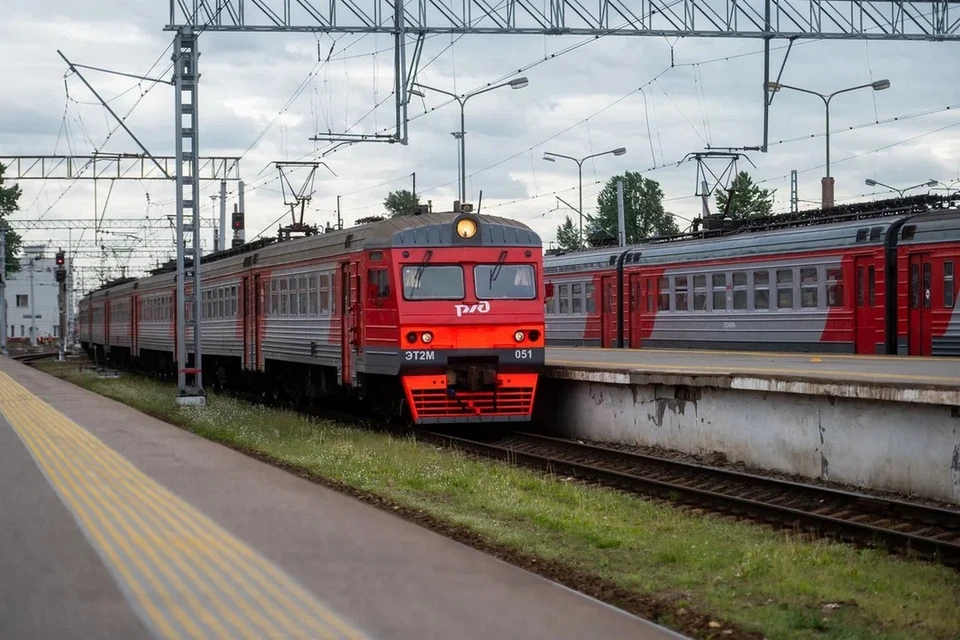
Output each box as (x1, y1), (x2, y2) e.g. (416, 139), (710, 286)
(38, 362), (960, 640)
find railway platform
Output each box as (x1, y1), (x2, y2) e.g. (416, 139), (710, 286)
(539, 347), (960, 504)
(0, 356), (684, 640)
(545, 347), (960, 406)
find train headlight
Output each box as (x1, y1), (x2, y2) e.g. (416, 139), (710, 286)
(456, 217), (478, 239)
(514, 330), (525, 342)
(528, 329), (541, 342)
(406, 331), (418, 344)
(422, 331), (434, 344)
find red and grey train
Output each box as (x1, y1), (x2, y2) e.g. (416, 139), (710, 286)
(78, 210), (546, 423)
(544, 194), (960, 356)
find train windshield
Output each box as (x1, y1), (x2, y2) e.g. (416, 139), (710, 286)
(402, 265), (465, 300)
(474, 264), (537, 300)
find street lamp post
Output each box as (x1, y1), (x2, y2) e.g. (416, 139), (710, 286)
(865, 178), (938, 198)
(542, 147), (627, 246)
(767, 79), (890, 209)
(411, 77), (529, 204)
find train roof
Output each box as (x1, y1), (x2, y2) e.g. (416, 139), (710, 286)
(545, 196), (960, 274)
(81, 210), (540, 302)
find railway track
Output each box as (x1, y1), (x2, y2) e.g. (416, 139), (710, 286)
(11, 351), (60, 364)
(419, 430), (960, 567)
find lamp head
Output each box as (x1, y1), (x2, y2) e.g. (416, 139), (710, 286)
(409, 88), (425, 98)
(542, 155), (555, 163)
(926, 179), (938, 187)
(765, 81), (782, 92)
(872, 79), (891, 91)
(612, 147), (627, 156)
(865, 179), (878, 187)
(509, 77), (529, 89)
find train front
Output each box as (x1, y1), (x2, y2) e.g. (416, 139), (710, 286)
(393, 211), (545, 424)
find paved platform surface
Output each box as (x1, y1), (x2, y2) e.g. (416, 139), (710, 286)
(546, 347), (960, 406)
(0, 356), (684, 640)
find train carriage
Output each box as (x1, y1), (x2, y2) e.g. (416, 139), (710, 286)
(544, 194), (960, 356)
(79, 208), (546, 424)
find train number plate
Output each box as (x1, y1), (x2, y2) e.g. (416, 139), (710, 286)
(404, 350), (436, 361)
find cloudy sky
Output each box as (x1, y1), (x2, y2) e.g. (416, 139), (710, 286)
(1, 1), (958, 287)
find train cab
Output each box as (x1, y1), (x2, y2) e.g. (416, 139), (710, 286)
(364, 209), (545, 423)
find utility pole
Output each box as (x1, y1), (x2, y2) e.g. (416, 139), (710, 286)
(219, 180), (227, 251)
(337, 196), (342, 230)
(616, 180), (626, 247)
(28, 257), (36, 347)
(0, 226), (6, 356)
(790, 170), (799, 213)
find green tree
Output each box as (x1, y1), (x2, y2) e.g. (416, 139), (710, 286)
(383, 189), (420, 217)
(585, 171), (678, 247)
(554, 215), (583, 252)
(715, 171), (773, 219)
(0, 162), (23, 276)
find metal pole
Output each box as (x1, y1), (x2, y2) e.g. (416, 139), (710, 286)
(237, 180), (246, 244)
(219, 180), (227, 251)
(616, 180), (626, 247)
(0, 226), (6, 356)
(822, 95), (834, 209)
(412, 172), (416, 203)
(460, 102), (466, 203)
(578, 161), (584, 247)
(337, 195), (342, 229)
(58, 277), (66, 361)
(28, 258), (36, 346)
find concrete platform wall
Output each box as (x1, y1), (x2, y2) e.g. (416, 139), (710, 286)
(537, 376), (960, 504)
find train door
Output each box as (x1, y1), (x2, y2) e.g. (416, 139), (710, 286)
(339, 262), (361, 385)
(854, 257), (876, 354)
(242, 275), (253, 370)
(600, 275), (616, 348)
(104, 300), (111, 353)
(131, 296), (138, 357)
(253, 274), (262, 370)
(908, 252), (933, 355)
(628, 273), (644, 348)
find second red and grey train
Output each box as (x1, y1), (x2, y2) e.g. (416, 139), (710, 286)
(543, 194), (960, 356)
(78, 209), (546, 423)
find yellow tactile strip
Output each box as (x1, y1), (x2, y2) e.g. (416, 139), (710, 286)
(0, 371), (365, 640)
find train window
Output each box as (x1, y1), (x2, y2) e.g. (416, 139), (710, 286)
(754, 270), (769, 310)
(546, 290), (557, 315)
(777, 269), (794, 309)
(658, 277), (670, 311)
(675, 276), (688, 311)
(800, 268), (818, 308)
(693, 275), (707, 311)
(910, 263), (919, 309)
(320, 275), (331, 315)
(271, 280), (280, 316)
(645, 280), (653, 313)
(827, 268), (844, 308)
(867, 266), (876, 307)
(856, 267), (864, 307)
(711, 274), (726, 311)
(308, 276), (318, 314)
(558, 284), (570, 314)
(299, 276), (309, 315)
(367, 270), (389, 300)
(280, 279), (289, 315)
(571, 283), (583, 313)
(474, 265), (536, 300)
(945, 262), (955, 308)
(870, 227), (883, 242)
(232, 285), (239, 317)
(585, 282), (596, 314)
(403, 265), (464, 300)
(923, 262), (932, 309)
(732, 272), (747, 310)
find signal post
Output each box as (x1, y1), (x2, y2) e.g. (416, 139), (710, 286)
(55, 249), (66, 361)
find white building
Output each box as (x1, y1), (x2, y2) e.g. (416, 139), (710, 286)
(3, 245), (73, 344)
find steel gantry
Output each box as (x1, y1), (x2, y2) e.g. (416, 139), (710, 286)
(5, 217), (218, 231)
(168, 0), (960, 39)
(165, 0), (957, 403)
(0, 155), (240, 181)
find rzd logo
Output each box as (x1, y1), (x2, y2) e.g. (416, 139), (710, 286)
(454, 301), (491, 317)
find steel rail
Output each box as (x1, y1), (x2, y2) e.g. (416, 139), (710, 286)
(419, 430), (960, 566)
